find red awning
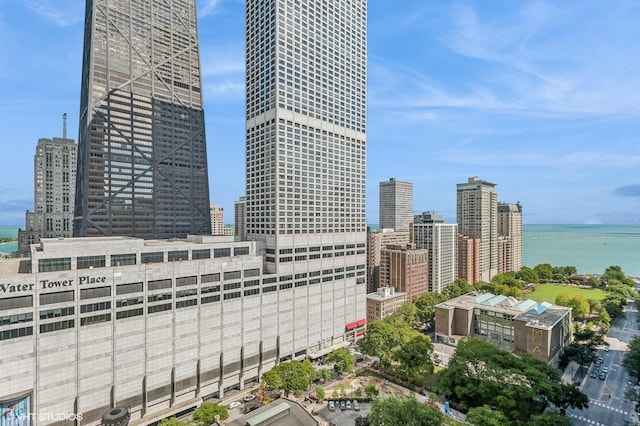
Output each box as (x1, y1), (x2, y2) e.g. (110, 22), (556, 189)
(356, 331), (364, 337)
(346, 322), (357, 330)
(356, 318), (367, 326)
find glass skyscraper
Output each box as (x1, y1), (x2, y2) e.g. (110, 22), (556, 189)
(75, 0), (210, 239)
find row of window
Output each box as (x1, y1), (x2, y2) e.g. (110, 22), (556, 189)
(37, 246), (252, 272)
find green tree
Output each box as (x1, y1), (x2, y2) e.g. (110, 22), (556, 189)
(315, 386), (325, 400)
(392, 334), (434, 382)
(368, 394), (444, 426)
(261, 359), (316, 397)
(326, 347), (356, 374)
(359, 316), (413, 368)
(159, 418), (184, 426)
(567, 295), (590, 319)
(414, 292), (445, 329)
(623, 336), (640, 381)
(395, 301), (418, 326)
(364, 384), (379, 399)
(534, 264), (553, 282)
(596, 309), (612, 331)
(555, 293), (571, 307)
(317, 368), (332, 382)
(192, 402), (229, 426)
(466, 405), (509, 426)
(528, 412), (573, 425)
(516, 266), (539, 284)
(442, 278), (474, 299)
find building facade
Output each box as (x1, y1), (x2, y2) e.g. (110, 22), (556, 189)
(0, 236), (367, 425)
(366, 229), (410, 294)
(74, 0), (211, 239)
(18, 124), (77, 257)
(366, 287), (408, 322)
(410, 212), (458, 293)
(497, 202), (523, 273)
(210, 204), (225, 236)
(379, 178), (413, 231)
(456, 177), (498, 282)
(234, 197), (247, 239)
(434, 292), (572, 362)
(379, 244), (428, 300)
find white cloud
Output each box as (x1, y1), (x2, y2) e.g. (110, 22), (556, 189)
(200, 0), (223, 18)
(25, 0), (84, 27)
(206, 81), (244, 98)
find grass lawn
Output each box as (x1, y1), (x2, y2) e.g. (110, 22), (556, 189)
(525, 284), (606, 303)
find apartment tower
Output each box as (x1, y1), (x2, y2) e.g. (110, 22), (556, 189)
(411, 212), (458, 293)
(456, 177), (498, 282)
(234, 196), (247, 238)
(245, 0), (368, 354)
(379, 178), (413, 231)
(75, 0), (211, 239)
(18, 115), (77, 256)
(498, 202), (523, 273)
(210, 204), (225, 236)
(379, 244), (428, 300)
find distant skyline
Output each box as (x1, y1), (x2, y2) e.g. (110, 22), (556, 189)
(2, 0), (640, 225)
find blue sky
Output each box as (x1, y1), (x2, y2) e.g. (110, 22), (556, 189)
(1, 0), (640, 226)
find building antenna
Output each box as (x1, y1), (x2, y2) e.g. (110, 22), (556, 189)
(62, 113), (67, 139)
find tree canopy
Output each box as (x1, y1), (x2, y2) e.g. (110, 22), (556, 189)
(261, 359), (316, 397)
(368, 394), (443, 426)
(325, 347), (355, 374)
(623, 336), (640, 381)
(192, 402), (229, 425)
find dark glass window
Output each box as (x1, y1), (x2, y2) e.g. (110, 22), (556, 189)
(116, 308), (144, 319)
(141, 252), (164, 264)
(192, 249), (210, 260)
(168, 250), (188, 262)
(80, 313), (111, 326)
(40, 291), (74, 305)
(148, 279), (172, 291)
(0, 296), (33, 310)
(116, 282), (143, 295)
(40, 307), (74, 319)
(40, 319), (75, 333)
(213, 248), (231, 258)
(201, 273), (220, 283)
(176, 276), (197, 287)
(0, 326), (33, 341)
(80, 286), (111, 300)
(234, 246), (250, 256)
(39, 258), (71, 272)
(111, 253), (136, 266)
(224, 271), (241, 280)
(77, 255), (106, 269)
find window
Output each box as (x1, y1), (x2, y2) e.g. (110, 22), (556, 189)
(111, 253), (136, 266)
(224, 282), (241, 291)
(201, 285), (220, 294)
(244, 288), (260, 296)
(192, 249), (210, 260)
(214, 248), (231, 258)
(148, 303), (172, 314)
(0, 296), (33, 310)
(0, 326), (33, 341)
(116, 296), (143, 308)
(40, 319), (74, 333)
(234, 246), (250, 256)
(116, 282), (143, 295)
(39, 258), (71, 272)
(176, 276), (197, 287)
(141, 252), (164, 264)
(148, 293), (172, 303)
(201, 295), (220, 304)
(244, 268), (260, 277)
(177, 289), (197, 298)
(40, 291), (74, 305)
(244, 280), (260, 288)
(0, 312), (33, 326)
(77, 255), (106, 269)
(81, 313), (111, 326)
(295, 281), (307, 287)
(263, 277), (277, 284)
(176, 298), (198, 309)
(168, 250), (188, 262)
(223, 291), (241, 300)
(224, 271), (242, 280)
(116, 308), (143, 319)
(148, 279), (172, 291)
(80, 286), (111, 300)
(201, 273), (220, 283)
(279, 283), (293, 290)
(263, 286), (277, 293)
(39, 307), (74, 320)
(81, 301), (111, 313)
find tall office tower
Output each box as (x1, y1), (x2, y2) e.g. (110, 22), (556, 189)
(498, 202), (523, 273)
(234, 196), (247, 238)
(18, 115), (77, 257)
(379, 244), (428, 300)
(411, 212), (458, 293)
(379, 178), (413, 231)
(457, 177), (498, 282)
(366, 229), (410, 293)
(75, 0), (211, 239)
(458, 235), (481, 284)
(245, 0), (368, 355)
(210, 204), (225, 235)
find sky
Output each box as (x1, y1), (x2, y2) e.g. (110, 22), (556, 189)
(1, 0), (640, 226)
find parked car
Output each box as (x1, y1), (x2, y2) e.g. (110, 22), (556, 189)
(228, 401), (242, 410)
(340, 401), (346, 410)
(346, 401), (352, 410)
(604, 346), (610, 352)
(602, 366), (609, 374)
(328, 401), (335, 411)
(353, 400), (360, 411)
(243, 394), (256, 402)
(599, 372), (607, 380)
(591, 371), (598, 378)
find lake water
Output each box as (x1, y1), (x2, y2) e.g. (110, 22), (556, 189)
(1, 224), (638, 277)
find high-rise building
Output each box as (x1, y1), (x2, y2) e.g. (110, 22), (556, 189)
(379, 244), (428, 300)
(210, 204), (225, 236)
(411, 212), (458, 293)
(74, 0), (211, 239)
(498, 202), (523, 273)
(457, 177), (498, 282)
(458, 235), (481, 284)
(244, 0), (368, 343)
(18, 115), (77, 256)
(234, 196), (247, 238)
(379, 178), (413, 231)
(366, 229), (410, 293)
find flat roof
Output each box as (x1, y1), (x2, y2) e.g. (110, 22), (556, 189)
(228, 398), (318, 426)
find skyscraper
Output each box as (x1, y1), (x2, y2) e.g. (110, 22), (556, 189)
(75, 0), (211, 239)
(457, 177), (498, 282)
(234, 196), (247, 238)
(210, 203), (225, 236)
(411, 212), (458, 293)
(18, 115), (77, 256)
(245, 0), (368, 348)
(379, 178), (413, 231)
(498, 202), (523, 273)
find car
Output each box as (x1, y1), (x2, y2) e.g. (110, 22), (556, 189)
(228, 401), (242, 410)
(353, 400), (360, 411)
(346, 401), (352, 410)
(604, 346), (610, 352)
(340, 401), (346, 410)
(602, 366), (609, 374)
(591, 371), (598, 378)
(328, 401), (335, 411)
(243, 394), (256, 402)
(597, 357), (604, 364)
(599, 372), (607, 380)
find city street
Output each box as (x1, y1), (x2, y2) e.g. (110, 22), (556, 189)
(566, 303), (639, 426)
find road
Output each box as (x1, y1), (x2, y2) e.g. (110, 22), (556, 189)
(567, 303), (639, 426)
